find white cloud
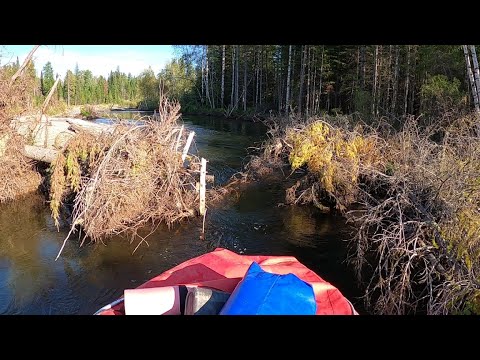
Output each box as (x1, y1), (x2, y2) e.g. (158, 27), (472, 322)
(24, 46), (172, 79)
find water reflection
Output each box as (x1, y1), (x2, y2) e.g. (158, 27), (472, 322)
(95, 110), (152, 124)
(0, 195), (56, 314)
(0, 194), (209, 314)
(0, 113), (361, 314)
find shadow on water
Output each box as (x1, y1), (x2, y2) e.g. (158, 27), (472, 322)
(0, 112), (363, 314)
(0, 194), (211, 315)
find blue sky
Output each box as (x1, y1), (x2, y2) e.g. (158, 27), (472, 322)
(0, 45), (176, 78)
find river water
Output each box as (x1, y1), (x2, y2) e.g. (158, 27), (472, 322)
(0, 111), (362, 315)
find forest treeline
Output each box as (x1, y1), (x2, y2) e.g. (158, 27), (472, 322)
(0, 57), (172, 111)
(3, 45), (480, 120)
(172, 45), (480, 119)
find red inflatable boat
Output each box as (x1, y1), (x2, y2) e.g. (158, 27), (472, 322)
(94, 248), (358, 315)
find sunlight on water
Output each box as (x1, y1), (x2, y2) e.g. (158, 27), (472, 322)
(0, 113), (361, 314)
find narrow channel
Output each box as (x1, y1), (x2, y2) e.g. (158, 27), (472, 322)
(0, 112), (362, 314)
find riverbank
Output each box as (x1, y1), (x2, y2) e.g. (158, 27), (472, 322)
(182, 111), (268, 122)
(43, 104), (145, 119)
(43, 103), (271, 124)
(244, 112), (480, 315)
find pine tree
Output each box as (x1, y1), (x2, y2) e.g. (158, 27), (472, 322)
(41, 62), (55, 97)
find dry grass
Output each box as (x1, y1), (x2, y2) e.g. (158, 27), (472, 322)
(0, 65), (36, 125)
(247, 112), (480, 314)
(0, 53), (42, 203)
(50, 97), (202, 255)
(0, 135), (42, 203)
(352, 114), (480, 315)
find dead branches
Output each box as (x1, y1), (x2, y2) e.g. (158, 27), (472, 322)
(0, 46), (42, 202)
(51, 98), (203, 259)
(9, 45), (40, 87)
(247, 112), (480, 314)
(347, 115), (480, 314)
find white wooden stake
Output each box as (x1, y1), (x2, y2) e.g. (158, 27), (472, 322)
(175, 125), (184, 152)
(199, 157), (206, 216)
(182, 131), (195, 162)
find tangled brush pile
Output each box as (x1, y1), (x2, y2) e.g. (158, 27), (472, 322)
(51, 98), (202, 256)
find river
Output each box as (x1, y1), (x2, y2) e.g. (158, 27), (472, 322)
(0, 111), (363, 314)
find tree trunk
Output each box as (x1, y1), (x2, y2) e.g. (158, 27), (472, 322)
(259, 46), (263, 107)
(67, 72), (70, 106)
(221, 45), (226, 108)
(355, 46), (360, 98)
(298, 45), (307, 115)
(210, 56), (215, 109)
(306, 46), (311, 118)
(372, 45), (379, 116)
(469, 45), (480, 109)
(10, 45), (40, 86)
(243, 52), (247, 112)
(386, 45), (393, 111)
(377, 46), (383, 115)
(255, 46), (259, 108)
(359, 45), (366, 90)
(286, 45), (292, 115)
(235, 45), (239, 109)
(464, 45), (480, 113)
(23, 145), (58, 163)
(291, 47), (296, 101)
(201, 51), (205, 105)
(205, 47), (211, 108)
(230, 46), (235, 109)
(67, 118), (116, 135)
(408, 45), (418, 114)
(41, 77), (61, 114)
(277, 64), (281, 114)
(316, 46), (325, 114)
(404, 45), (411, 115)
(392, 45), (399, 114)
(312, 49), (317, 115)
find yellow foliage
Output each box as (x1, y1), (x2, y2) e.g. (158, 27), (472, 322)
(456, 290), (480, 315)
(49, 131), (106, 228)
(49, 153), (66, 228)
(442, 208), (480, 267)
(286, 121), (380, 208)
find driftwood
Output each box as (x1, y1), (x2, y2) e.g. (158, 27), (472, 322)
(21, 121), (214, 185)
(11, 116), (115, 150)
(12, 116), (74, 148)
(23, 145), (58, 163)
(41, 77), (61, 115)
(18, 115), (214, 182)
(66, 118), (116, 135)
(31, 77), (62, 148)
(9, 45), (40, 86)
